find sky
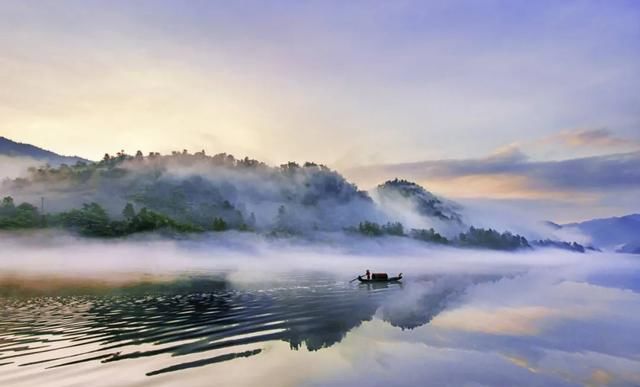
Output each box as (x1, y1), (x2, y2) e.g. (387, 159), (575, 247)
(0, 0), (638, 221)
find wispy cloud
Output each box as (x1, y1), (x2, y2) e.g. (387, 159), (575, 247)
(347, 150), (640, 193)
(344, 148), (640, 221)
(539, 128), (640, 150)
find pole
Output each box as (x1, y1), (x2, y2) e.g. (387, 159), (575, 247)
(40, 197), (45, 226)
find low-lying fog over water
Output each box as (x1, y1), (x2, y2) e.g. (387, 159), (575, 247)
(1, 233), (640, 386)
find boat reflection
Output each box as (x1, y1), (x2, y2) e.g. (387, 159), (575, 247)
(0, 273), (498, 378)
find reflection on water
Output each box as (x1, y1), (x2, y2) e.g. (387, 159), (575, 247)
(2, 269), (640, 387)
(0, 274), (431, 380)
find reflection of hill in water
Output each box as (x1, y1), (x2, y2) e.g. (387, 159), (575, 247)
(381, 288), (456, 329)
(380, 274), (506, 329)
(0, 274), (500, 376)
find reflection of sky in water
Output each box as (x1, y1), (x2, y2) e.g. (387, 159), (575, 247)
(1, 253), (640, 386)
(334, 278), (640, 387)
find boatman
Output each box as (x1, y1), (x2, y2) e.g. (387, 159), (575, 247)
(365, 269), (370, 280)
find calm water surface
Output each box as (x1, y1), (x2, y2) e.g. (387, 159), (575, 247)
(1, 268), (640, 387)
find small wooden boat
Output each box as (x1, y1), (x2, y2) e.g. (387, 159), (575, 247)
(357, 273), (403, 283)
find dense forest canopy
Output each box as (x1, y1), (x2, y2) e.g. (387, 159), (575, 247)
(2, 150), (379, 232)
(0, 150), (591, 251)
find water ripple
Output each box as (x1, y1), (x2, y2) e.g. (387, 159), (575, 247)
(0, 274), (406, 380)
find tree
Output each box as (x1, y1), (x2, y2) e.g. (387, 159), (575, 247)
(1, 196), (15, 209)
(212, 217), (228, 231)
(0, 198), (41, 229)
(275, 205), (287, 229)
(357, 221), (406, 237)
(358, 221), (383, 236)
(122, 203), (136, 220)
(280, 162), (300, 175)
(121, 207), (201, 234)
(247, 212), (256, 227)
(382, 222), (404, 236)
(455, 226), (529, 250)
(532, 239), (586, 253)
(410, 228), (449, 244)
(59, 202), (112, 236)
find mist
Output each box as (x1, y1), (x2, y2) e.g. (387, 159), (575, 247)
(0, 155), (43, 180)
(457, 198), (594, 243)
(0, 154), (388, 230)
(0, 230), (624, 284)
(1, 152), (596, 249)
(2, 229), (639, 387)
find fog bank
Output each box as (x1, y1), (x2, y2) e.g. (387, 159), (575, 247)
(0, 231), (630, 286)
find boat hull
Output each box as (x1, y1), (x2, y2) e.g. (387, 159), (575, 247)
(357, 276), (402, 283)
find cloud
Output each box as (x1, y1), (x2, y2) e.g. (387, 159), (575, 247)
(346, 150), (640, 195)
(541, 128), (640, 150)
(431, 306), (557, 335)
(345, 148), (640, 224)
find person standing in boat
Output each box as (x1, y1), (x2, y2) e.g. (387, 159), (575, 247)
(365, 269), (370, 280)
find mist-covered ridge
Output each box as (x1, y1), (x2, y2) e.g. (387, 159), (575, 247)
(0, 136), (88, 166)
(0, 149), (598, 252)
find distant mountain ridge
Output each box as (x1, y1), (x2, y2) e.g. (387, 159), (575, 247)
(0, 136), (89, 166)
(561, 214), (640, 253)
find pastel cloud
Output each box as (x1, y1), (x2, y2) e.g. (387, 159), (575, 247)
(346, 149), (640, 193)
(431, 306), (557, 335)
(549, 128), (638, 149)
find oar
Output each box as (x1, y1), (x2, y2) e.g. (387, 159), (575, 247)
(349, 276), (361, 283)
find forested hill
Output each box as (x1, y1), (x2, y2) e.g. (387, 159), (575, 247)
(0, 149), (592, 252)
(2, 151), (387, 233)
